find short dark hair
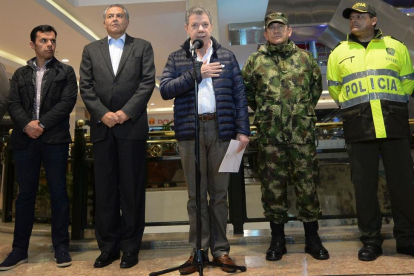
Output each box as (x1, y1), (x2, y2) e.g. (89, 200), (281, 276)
(30, 25), (57, 43)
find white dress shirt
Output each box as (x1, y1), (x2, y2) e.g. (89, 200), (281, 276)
(108, 33), (126, 75)
(194, 39), (216, 115)
(33, 59), (50, 120)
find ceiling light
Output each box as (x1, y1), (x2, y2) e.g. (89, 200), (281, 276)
(0, 50), (26, 66)
(150, 103), (155, 106)
(62, 59), (69, 62)
(39, 0), (100, 41)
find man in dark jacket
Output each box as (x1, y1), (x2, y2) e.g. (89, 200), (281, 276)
(0, 61), (9, 121)
(80, 4), (155, 269)
(0, 25), (77, 271)
(160, 5), (250, 275)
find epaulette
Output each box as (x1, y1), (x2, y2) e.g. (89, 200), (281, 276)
(331, 41), (344, 52)
(389, 36), (404, 45)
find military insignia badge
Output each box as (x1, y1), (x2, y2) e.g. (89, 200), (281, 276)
(386, 48), (395, 56)
(352, 3), (366, 9)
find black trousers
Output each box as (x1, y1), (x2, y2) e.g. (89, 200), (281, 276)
(347, 138), (414, 248)
(93, 131), (147, 254)
(12, 140), (70, 255)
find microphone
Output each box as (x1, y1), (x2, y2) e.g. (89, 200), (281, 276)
(190, 39), (204, 51)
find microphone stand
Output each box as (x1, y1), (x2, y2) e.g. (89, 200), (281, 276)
(150, 45), (246, 276)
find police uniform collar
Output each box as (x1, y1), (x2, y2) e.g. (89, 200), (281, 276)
(347, 29), (383, 42)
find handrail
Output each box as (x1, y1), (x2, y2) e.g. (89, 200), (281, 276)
(3, 117), (414, 237)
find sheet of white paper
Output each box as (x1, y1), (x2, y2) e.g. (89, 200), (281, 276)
(219, 139), (245, 173)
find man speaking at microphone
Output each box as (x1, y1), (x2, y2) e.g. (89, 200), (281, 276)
(160, 5), (250, 274)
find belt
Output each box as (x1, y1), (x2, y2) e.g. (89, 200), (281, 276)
(198, 113), (216, 121)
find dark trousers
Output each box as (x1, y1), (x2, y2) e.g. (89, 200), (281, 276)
(12, 139), (70, 255)
(93, 130), (147, 254)
(347, 138), (414, 248)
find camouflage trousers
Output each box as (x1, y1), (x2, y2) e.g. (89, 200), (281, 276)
(257, 142), (321, 224)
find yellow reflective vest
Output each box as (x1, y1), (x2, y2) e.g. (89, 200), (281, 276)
(327, 30), (414, 143)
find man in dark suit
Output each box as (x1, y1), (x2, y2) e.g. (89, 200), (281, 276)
(80, 4), (155, 269)
(0, 25), (77, 271)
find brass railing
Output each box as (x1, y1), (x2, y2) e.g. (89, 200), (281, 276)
(2, 119), (414, 238)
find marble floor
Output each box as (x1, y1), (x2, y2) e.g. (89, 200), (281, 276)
(0, 223), (413, 276)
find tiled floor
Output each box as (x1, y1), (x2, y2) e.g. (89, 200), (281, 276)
(0, 223), (413, 276)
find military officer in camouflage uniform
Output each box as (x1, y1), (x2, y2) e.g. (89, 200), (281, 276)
(242, 12), (329, 261)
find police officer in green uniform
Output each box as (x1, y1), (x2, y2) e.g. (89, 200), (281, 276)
(327, 2), (414, 261)
(242, 12), (329, 261)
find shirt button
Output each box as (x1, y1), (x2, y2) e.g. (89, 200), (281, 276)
(113, 82), (117, 86)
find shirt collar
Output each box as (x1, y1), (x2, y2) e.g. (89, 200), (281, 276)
(205, 41), (213, 57)
(108, 33), (126, 44)
(33, 59), (51, 70)
(206, 40), (213, 52)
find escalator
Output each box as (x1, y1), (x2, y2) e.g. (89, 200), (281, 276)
(229, 0), (414, 60)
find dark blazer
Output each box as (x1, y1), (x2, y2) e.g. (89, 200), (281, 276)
(8, 57), (78, 150)
(79, 34), (155, 143)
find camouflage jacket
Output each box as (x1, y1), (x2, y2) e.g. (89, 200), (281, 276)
(242, 40), (322, 144)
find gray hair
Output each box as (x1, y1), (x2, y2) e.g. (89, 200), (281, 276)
(185, 5), (212, 25)
(103, 4), (129, 20)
